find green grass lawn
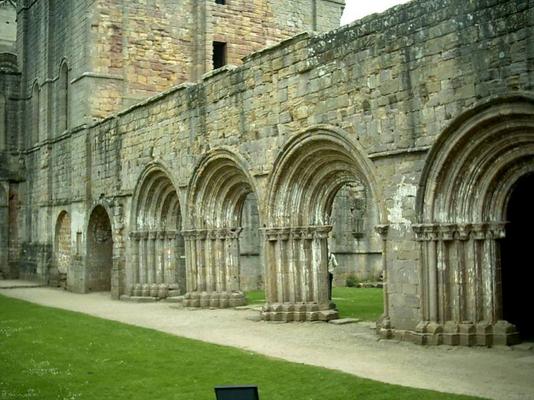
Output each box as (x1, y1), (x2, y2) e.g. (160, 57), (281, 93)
(0, 294), (483, 400)
(245, 287), (384, 321)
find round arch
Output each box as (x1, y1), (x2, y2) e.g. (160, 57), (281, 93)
(263, 126), (385, 322)
(183, 148), (261, 308)
(53, 210), (71, 288)
(414, 95), (534, 345)
(186, 148), (262, 229)
(266, 125), (385, 226)
(129, 162), (185, 299)
(86, 205), (113, 292)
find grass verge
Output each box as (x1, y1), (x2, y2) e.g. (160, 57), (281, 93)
(246, 287), (384, 321)
(0, 294), (482, 400)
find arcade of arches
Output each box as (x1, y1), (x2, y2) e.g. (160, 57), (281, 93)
(40, 99), (534, 345)
(121, 100), (534, 343)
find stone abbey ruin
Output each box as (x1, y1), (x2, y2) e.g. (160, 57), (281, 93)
(0, 0), (533, 346)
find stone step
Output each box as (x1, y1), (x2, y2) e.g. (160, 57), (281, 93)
(120, 295), (157, 303)
(164, 296), (184, 303)
(329, 318), (361, 325)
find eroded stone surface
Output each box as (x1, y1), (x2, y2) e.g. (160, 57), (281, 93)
(1, 0), (533, 344)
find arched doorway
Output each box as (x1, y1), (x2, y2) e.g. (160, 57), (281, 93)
(87, 205), (113, 292)
(265, 128), (385, 322)
(501, 173), (534, 340)
(184, 149), (261, 308)
(53, 211), (71, 288)
(415, 96), (534, 345)
(129, 166), (185, 299)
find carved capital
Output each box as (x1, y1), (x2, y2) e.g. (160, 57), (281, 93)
(166, 230), (177, 240)
(375, 224), (389, 239)
(412, 223), (439, 241)
(456, 223), (472, 241)
(438, 224), (456, 241)
(129, 231), (140, 240)
(471, 223), (488, 241)
(487, 222), (506, 240)
(261, 227), (281, 241)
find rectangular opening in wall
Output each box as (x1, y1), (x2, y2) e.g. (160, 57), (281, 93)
(215, 0), (226, 4)
(213, 41), (227, 69)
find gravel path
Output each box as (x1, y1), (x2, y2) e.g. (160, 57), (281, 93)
(1, 282), (533, 400)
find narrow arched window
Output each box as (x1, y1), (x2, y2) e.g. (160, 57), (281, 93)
(58, 62), (68, 133)
(31, 83), (39, 146)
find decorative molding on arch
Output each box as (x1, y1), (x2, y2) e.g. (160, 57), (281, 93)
(183, 147), (261, 308)
(186, 147), (261, 229)
(127, 161), (186, 299)
(416, 93), (534, 224)
(266, 125), (386, 227)
(406, 94), (534, 346)
(261, 125), (385, 322)
(130, 160), (182, 231)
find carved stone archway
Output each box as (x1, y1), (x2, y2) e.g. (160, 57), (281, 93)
(53, 210), (71, 289)
(128, 164), (185, 300)
(184, 149), (260, 308)
(414, 95), (534, 345)
(264, 127), (386, 322)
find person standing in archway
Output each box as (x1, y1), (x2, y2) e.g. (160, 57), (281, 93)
(328, 252), (338, 300)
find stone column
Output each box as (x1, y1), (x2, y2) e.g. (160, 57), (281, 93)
(147, 231), (156, 285)
(205, 229), (215, 292)
(165, 230), (176, 286)
(261, 225), (338, 322)
(413, 221), (518, 346)
(262, 228), (278, 304)
(156, 231), (165, 284)
(311, 226), (330, 306)
(226, 228), (242, 293)
(375, 224), (390, 334)
(182, 230), (196, 293)
(182, 227), (245, 308)
(128, 231), (140, 296)
(214, 229), (226, 292)
(139, 231), (148, 285)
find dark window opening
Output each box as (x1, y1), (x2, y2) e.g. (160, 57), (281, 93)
(213, 41), (227, 69)
(215, 0), (226, 4)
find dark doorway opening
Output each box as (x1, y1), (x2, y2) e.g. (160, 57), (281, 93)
(87, 206), (113, 292)
(501, 173), (534, 340)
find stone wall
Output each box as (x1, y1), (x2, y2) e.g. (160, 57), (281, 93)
(10, 0), (534, 344)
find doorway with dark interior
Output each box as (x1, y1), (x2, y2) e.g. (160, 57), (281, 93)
(500, 173), (534, 341)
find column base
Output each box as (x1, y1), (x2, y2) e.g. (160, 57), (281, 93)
(128, 283), (181, 300)
(378, 320), (521, 346)
(183, 291), (246, 308)
(261, 303), (338, 322)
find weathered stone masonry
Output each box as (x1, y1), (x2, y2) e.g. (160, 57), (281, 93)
(1, 0), (534, 345)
